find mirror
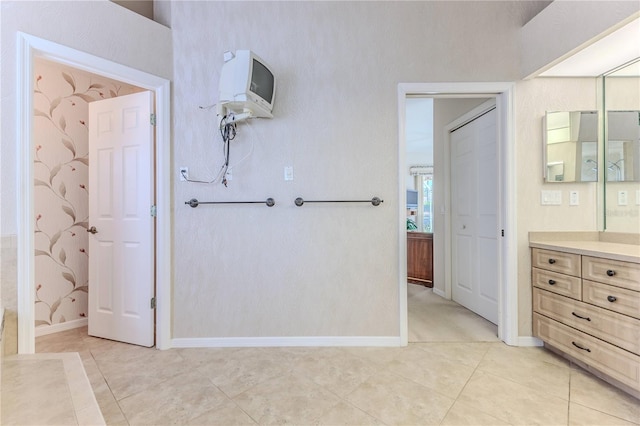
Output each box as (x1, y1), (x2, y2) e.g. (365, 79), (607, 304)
(603, 58), (640, 233)
(606, 111), (640, 182)
(544, 110), (598, 182)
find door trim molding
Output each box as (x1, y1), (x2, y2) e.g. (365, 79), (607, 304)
(397, 82), (518, 346)
(16, 32), (172, 352)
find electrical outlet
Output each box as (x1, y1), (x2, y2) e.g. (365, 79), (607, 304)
(569, 190), (579, 206)
(618, 190), (628, 206)
(179, 167), (188, 181)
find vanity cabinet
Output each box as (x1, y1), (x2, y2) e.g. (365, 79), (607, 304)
(531, 247), (640, 397)
(407, 232), (433, 287)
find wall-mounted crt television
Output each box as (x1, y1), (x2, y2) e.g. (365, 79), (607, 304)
(406, 190), (418, 208)
(218, 50), (276, 119)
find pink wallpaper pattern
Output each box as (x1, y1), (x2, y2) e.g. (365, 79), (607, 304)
(33, 58), (141, 329)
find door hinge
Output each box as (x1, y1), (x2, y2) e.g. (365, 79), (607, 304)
(150, 297), (156, 309)
(150, 113), (156, 126)
(501, 229), (505, 237)
(151, 205), (157, 217)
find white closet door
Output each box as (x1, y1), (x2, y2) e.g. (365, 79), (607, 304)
(451, 107), (499, 325)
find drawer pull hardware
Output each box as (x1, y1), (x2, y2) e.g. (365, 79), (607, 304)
(548, 258), (556, 264)
(606, 269), (616, 277)
(607, 295), (617, 303)
(571, 312), (591, 321)
(572, 342), (591, 352)
(548, 279), (556, 285)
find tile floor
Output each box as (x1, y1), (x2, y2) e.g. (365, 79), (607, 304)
(2, 286), (640, 425)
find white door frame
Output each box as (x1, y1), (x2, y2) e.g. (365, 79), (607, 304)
(16, 32), (172, 353)
(398, 82), (518, 346)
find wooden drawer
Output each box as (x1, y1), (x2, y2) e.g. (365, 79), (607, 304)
(533, 313), (640, 392)
(582, 256), (640, 292)
(532, 248), (581, 277)
(533, 288), (640, 355)
(583, 280), (640, 320)
(532, 267), (581, 300)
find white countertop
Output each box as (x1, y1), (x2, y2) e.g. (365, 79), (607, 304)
(529, 240), (640, 264)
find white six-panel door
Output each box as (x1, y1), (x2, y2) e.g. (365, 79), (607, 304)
(451, 106), (499, 325)
(88, 91), (155, 347)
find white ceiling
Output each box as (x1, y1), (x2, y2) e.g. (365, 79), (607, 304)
(540, 17), (640, 77)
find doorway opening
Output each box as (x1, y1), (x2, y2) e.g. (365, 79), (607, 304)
(16, 33), (172, 353)
(398, 83), (518, 347)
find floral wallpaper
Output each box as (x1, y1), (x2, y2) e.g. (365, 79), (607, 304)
(33, 58), (142, 331)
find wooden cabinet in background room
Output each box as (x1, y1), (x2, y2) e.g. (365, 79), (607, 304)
(407, 232), (433, 287)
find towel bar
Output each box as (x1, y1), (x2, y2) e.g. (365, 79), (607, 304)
(294, 197), (383, 207)
(185, 198), (275, 208)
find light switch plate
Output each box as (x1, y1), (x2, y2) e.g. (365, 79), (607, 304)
(284, 166), (294, 181)
(541, 190), (562, 205)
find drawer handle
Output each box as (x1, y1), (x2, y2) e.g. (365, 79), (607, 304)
(606, 269), (616, 277)
(548, 258), (556, 264)
(607, 295), (617, 303)
(548, 279), (556, 285)
(572, 341), (591, 353)
(571, 312), (591, 321)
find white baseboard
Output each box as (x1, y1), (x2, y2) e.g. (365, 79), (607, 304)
(171, 335), (402, 349)
(35, 318), (87, 337)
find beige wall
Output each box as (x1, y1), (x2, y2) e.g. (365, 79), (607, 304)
(2, 0), (634, 345)
(167, 1), (544, 339)
(515, 77), (601, 335)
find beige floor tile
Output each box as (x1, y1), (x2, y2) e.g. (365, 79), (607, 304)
(476, 344), (571, 400)
(569, 402), (639, 426)
(195, 347), (294, 398)
(186, 399), (258, 425)
(1, 359), (77, 426)
(410, 341), (494, 368)
(313, 401), (383, 425)
(88, 372), (128, 425)
(291, 347), (378, 397)
(176, 347), (258, 368)
(408, 285), (499, 343)
(233, 372), (343, 425)
(345, 370), (455, 425)
(344, 346), (406, 366)
(456, 370), (569, 425)
(384, 344), (476, 398)
(92, 344), (193, 400)
(440, 400), (512, 425)
(570, 368), (640, 424)
(118, 370), (231, 425)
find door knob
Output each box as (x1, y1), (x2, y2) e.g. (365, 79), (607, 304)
(87, 226), (98, 234)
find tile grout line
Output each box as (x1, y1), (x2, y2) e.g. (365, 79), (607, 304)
(86, 346), (130, 425)
(437, 342), (504, 425)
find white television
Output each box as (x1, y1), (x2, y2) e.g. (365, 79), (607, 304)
(218, 50), (275, 119)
